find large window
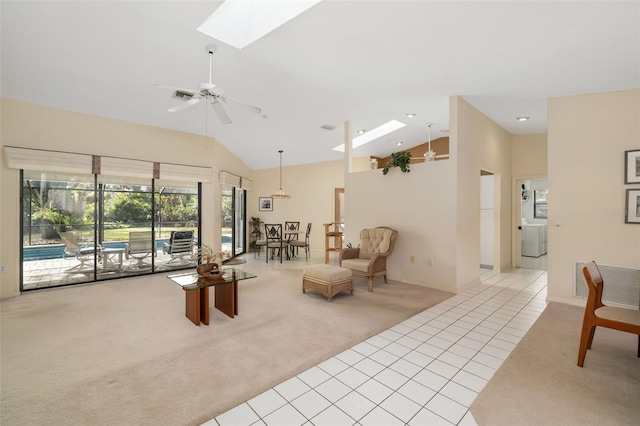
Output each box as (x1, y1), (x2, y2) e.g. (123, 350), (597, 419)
(21, 171), (200, 291)
(534, 189), (548, 219)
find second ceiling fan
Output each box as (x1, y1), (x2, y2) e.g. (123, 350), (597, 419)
(156, 45), (261, 124)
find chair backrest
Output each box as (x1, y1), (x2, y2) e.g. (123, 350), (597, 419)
(128, 231), (153, 254)
(284, 221), (300, 233)
(304, 222), (312, 242)
(264, 224), (284, 242)
(168, 230), (194, 253)
(59, 231), (80, 255)
(358, 227), (398, 260)
(582, 261), (605, 310)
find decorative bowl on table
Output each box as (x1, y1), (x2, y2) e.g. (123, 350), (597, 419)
(196, 262), (225, 279)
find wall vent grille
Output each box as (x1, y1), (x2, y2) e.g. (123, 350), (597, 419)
(574, 261), (639, 309)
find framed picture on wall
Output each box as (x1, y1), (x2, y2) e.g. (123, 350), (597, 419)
(624, 149), (640, 184)
(259, 197), (273, 212)
(625, 189), (640, 224)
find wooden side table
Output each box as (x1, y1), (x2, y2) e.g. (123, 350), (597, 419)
(323, 223), (343, 263)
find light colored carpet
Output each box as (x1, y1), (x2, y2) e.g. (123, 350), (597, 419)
(1, 264), (452, 426)
(470, 302), (640, 426)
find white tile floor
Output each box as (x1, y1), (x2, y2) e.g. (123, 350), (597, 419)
(205, 267), (548, 426)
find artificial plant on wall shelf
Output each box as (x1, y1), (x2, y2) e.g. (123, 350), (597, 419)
(382, 150), (412, 175)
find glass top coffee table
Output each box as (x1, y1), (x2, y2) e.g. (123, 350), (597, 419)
(168, 267), (256, 326)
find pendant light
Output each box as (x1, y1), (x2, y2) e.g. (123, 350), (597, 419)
(272, 150), (291, 199)
(424, 123), (436, 162)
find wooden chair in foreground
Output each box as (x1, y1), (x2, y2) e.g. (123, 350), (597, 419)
(577, 261), (640, 367)
(339, 226), (398, 292)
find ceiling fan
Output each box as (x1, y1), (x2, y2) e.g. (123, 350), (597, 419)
(155, 45), (261, 124)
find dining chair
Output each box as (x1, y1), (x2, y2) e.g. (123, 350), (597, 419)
(264, 223), (289, 263)
(284, 221), (300, 258)
(290, 223), (312, 260)
(577, 261), (640, 367)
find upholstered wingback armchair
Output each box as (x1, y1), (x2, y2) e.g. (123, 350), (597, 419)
(339, 226), (398, 292)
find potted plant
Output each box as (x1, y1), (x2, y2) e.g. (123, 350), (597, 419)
(250, 217), (262, 251)
(382, 150), (412, 175)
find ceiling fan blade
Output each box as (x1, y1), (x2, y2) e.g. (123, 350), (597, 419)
(154, 84), (197, 95)
(210, 100), (232, 124)
(222, 96), (262, 115)
(168, 98), (201, 112)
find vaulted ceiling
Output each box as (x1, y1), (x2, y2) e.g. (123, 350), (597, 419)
(2, 1), (638, 170)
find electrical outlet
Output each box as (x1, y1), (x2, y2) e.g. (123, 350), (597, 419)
(410, 256), (415, 263)
(0, 265), (5, 272)
(427, 258), (433, 266)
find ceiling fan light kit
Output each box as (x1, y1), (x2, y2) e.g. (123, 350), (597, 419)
(156, 45), (261, 124)
(272, 150), (291, 199)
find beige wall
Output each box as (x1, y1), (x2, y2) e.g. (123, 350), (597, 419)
(7, 89), (633, 304)
(512, 134), (548, 177)
(547, 89), (640, 305)
(0, 99), (252, 298)
(454, 97), (513, 282)
(344, 97), (513, 293)
(249, 161), (345, 252)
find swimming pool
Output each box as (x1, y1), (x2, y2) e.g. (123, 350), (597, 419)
(23, 236), (232, 261)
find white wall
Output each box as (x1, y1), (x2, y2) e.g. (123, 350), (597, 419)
(547, 89), (640, 305)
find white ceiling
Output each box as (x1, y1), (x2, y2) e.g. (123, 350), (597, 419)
(2, 1), (639, 170)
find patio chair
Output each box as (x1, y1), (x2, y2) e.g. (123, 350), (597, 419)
(162, 230), (195, 266)
(59, 231), (99, 272)
(125, 231), (154, 270)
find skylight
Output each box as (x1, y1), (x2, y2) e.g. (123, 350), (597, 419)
(197, 0), (321, 49)
(333, 120), (407, 152)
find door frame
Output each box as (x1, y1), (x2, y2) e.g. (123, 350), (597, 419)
(512, 175), (547, 268)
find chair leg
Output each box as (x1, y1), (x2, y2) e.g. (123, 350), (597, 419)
(368, 277), (373, 292)
(577, 323), (595, 367)
(586, 325), (596, 350)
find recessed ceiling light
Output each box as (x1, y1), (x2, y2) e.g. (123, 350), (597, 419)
(396, 142), (403, 146)
(197, 0), (321, 49)
(357, 129), (366, 134)
(406, 113), (416, 118)
(333, 120), (406, 152)
(516, 116), (530, 121)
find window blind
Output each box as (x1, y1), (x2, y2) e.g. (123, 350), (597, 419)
(3, 146), (213, 183)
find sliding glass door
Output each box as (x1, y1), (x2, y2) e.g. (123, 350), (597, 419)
(221, 187), (246, 257)
(21, 171), (200, 291)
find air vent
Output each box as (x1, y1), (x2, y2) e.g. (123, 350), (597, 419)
(574, 261), (639, 308)
(320, 124), (336, 131)
(172, 90), (194, 100)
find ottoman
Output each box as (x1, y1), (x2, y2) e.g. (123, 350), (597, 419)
(302, 264), (353, 301)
